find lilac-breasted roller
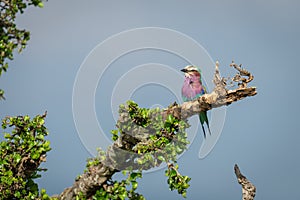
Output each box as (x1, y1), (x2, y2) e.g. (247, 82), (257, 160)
(181, 65), (211, 138)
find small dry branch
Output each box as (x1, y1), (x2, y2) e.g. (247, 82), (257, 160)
(234, 164), (256, 200)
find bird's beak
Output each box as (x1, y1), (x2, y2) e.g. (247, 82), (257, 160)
(181, 69), (187, 73)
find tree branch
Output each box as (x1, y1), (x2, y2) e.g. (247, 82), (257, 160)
(57, 61), (257, 199)
(234, 164), (256, 200)
(165, 61), (256, 120)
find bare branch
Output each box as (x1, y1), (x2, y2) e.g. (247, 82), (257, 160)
(234, 164), (256, 200)
(230, 61), (254, 88)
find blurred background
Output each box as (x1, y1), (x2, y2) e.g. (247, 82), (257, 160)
(0, 0), (299, 199)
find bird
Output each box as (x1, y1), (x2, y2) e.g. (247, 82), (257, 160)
(181, 65), (211, 138)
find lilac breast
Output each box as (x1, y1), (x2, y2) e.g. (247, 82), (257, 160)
(181, 75), (204, 102)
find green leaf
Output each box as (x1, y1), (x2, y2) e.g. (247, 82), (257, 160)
(130, 172), (141, 181)
(167, 115), (173, 123)
(157, 155), (165, 161)
(14, 153), (21, 163)
(31, 151), (40, 160)
(137, 159), (143, 165)
(112, 135), (118, 141)
(118, 193), (126, 200)
(24, 115), (30, 122)
(176, 146), (183, 153)
(14, 191), (21, 198)
(38, 2), (44, 8)
(111, 130), (119, 141)
(4, 133), (12, 139)
(131, 181), (138, 190)
(169, 169), (177, 177)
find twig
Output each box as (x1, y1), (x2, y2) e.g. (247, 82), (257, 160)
(230, 61), (254, 88)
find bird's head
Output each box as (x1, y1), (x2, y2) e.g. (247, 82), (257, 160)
(181, 65), (201, 78)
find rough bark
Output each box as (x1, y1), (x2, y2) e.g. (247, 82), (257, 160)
(234, 164), (256, 200)
(57, 61), (257, 199)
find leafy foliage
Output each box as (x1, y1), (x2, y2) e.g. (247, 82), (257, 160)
(0, 113), (51, 199)
(77, 101), (191, 199)
(0, 0), (44, 99)
(165, 164), (191, 198)
(91, 171), (145, 200)
(97, 100), (191, 198)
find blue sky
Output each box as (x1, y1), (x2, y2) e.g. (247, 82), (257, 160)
(1, 0), (300, 199)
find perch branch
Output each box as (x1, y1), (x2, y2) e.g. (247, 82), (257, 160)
(57, 62), (257, 199)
